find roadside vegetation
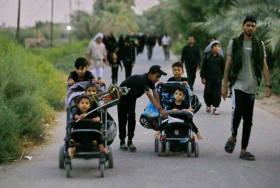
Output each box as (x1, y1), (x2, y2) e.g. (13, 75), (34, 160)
(142, 0), (280, 96)
(0, 32), (66, 161)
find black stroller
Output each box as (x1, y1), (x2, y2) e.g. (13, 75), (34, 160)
(59, 82), (127, 178)
(140, 82), (201, 157)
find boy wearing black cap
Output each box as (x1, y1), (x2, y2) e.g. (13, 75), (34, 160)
(222, 16), (271, 161)
(118, 65), (169, 151)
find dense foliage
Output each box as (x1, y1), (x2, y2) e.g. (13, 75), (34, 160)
(0, 32), (66, 161)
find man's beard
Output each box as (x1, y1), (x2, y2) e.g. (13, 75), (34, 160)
(244, 31), (253, 37)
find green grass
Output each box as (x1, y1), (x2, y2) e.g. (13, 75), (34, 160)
(26, 40), (89, 74)
(0, 31), (66, 161)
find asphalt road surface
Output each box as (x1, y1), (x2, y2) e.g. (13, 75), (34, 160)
(1, 45), (280, 188)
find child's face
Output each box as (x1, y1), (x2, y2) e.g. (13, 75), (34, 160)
(78, 98), (91, 112)
(211, 44), (220, 53)
(111, 53), (117, 60)
(86, 86), (97, 95)
(174, 90), (185, 101)
(172, 66), (184, 78)
(148, 72), (161, 83)
(76, 66), (87, 78)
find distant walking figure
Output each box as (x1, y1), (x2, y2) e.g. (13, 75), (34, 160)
(86, 33), (108, 81)
(122, 36), (136, 78)
(181, 36), (201, 91)
(161, 33), (171, 60)
(146, 34), (156, 60)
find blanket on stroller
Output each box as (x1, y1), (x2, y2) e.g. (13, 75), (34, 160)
(140, 82), (201, 130)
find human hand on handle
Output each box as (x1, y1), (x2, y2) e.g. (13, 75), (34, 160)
(159, 108), (168, 118)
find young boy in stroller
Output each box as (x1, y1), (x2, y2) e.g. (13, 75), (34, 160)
(155, 86), (202, 140)
(155, 85), (202, 156)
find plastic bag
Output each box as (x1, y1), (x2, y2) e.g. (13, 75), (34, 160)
(142, 101), (159, 118)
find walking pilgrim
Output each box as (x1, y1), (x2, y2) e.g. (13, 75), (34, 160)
(87, 33), (108, 81)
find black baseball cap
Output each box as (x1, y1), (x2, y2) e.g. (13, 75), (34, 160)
(148, 65), (167, 76)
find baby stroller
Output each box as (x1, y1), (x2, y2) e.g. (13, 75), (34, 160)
(140, 82), (201, 157)
(59, 82), (128, 178)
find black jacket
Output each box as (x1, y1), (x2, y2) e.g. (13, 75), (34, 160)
(122, 42), (136, 62)
(181, 45), (201, 67)
(200, 52), (225, 79)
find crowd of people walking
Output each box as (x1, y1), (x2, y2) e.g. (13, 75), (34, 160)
(82, 16), (273, 160)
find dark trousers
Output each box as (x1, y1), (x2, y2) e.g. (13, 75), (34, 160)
(118, 97), (137, 140)
(231, 89), (255, 150)
(163, 45), (170, 60)
(111, 66), (119, 84)
(123, 60), (133, 78)
(147, 45), (154, 60)
(203, 77), (222, 108)
(186, 66), (197, 90)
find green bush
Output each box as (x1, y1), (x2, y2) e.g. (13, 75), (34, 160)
(0, 31), (65, 161)
(26, 40), (89, 73)
(0, 96), (21, 161)
(171, 41), (185, 57)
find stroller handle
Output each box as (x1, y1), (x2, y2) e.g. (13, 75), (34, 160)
(166, 110), (194, 117)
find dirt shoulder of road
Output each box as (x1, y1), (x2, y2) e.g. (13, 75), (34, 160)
(255, 94), (280, 119)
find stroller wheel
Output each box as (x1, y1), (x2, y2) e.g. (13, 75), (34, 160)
(165, 141), (170, 157)
(100, 164), (105, 177)
(158, 141), (165, 157)
(194, 142), (199, 157)
(154, 138), (159, 152)
(66, 163), (71, 178)
(187, 142), (192, 157)
(107, 146), (114, 168)
(59, 146), (65, 169)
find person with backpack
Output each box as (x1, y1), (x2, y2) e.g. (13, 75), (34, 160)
(222, 16), (272, 161)
(200, 40), (225, 115)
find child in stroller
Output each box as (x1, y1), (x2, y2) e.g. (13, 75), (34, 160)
(60, 81), (118, 178)
(155, 86), (202, 140)
(68, 95), (110, 159)
(155, 85), (202, 157)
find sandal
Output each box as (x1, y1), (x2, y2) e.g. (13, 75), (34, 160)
(239, 152), (255, 161)
(224, 140), (236, 154)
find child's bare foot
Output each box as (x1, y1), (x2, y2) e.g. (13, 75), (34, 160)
(196, 133), (203, 140)
(68, 147), (76, 159)
(154, 131), (160, 138)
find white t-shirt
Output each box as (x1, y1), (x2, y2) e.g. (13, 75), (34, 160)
(161, 36), (171, 45)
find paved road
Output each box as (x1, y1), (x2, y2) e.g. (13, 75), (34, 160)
(1, 45), (280, 188)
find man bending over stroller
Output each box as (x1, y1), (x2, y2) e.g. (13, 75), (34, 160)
(155, 86), (203, 140)
(68, 95), (109, 159)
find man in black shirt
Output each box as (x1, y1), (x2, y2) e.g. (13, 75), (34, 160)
(146, 33), (156, 60)
(122, 36), (136, 78)
(118, 65), (169, 152)
(181, 36), (201, 90)
(200, 41), (225, 115)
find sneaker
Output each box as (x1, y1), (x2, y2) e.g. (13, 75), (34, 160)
(127, 142), (137, 152)
(213, 108), (220, 115)
(120, 142), (128, 151)
(206, 106), (211, 113)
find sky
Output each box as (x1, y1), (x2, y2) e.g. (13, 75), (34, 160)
(0, 0), (159, 28)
